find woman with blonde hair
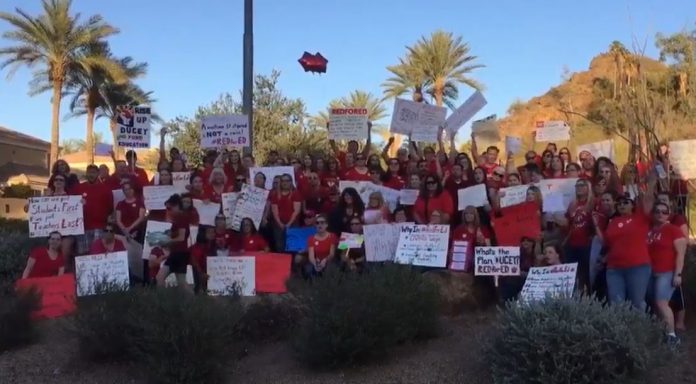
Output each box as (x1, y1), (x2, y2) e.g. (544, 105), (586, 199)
(364, 191), (391, 224)
(204, 167), (232, 203)
(450, 206), (492, 273)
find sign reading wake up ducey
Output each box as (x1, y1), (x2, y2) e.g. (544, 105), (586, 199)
(116, 105), (151, 148)
(28, 196), (84, 238)
(200, 114), (250, 149)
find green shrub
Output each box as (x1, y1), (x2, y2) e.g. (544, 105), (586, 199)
(0, 225), (44, 291)
(0, 286), (40, 352)
(289, 264), (440, 368)
(235, 295), (301, 342)
(487, 296), (669, 384)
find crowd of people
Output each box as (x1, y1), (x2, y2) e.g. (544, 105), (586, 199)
(20, 124), (692, 345)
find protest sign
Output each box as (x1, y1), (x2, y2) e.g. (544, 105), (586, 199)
(534, 121), (570, 142)
(669, 140), (696, 180)
(399, 189), (419, 205)
(505, 136), (522, 155)
(338, 232), (364, 250)
(457, 184), (489, 210)
(444, 91), (487, 136)
(285, 226), (316, 252)
(491, 201), (541, 246)
(112, 189), (125, 210)
(389, 98), (446, 135)
(193, 199), (220, 226)
(207, 256), (255, 296)
(363, 209), (385, 224)
(361, 183), (400, 212)
(363, 223), (411, 262)
(250, 166), (295, 190)
(141, 221), (172, 260)
(116, 105), (151, 148)
(474, 247), (521, 276)
(200, 114), (250, 149)
(449, 240), (470, 271)
(520, 263), (578, 301)
(537, 178), (578, 212)
(577, 139), (614, 161)
(328, 108), (369, 140)
(153, 172), (190, 193)
(247, 252), (292, 293)
(221, 192), (239, 229)
(394, 224), (450, 267)
(230, 184), (269, 231)
(498, 185), (529, 208)
(339, 180), (363, 193)
(75, 251), (130, 296)
(15, 274), (76, 319)
(143, 185), (177, 210)
(28, 196), (84, 238)
(471, 114), (499, 136)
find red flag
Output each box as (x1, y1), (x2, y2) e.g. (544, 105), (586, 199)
(491, 202), (541, 246)
(247, 253), (292, 293)
(15, 274), (76, 320)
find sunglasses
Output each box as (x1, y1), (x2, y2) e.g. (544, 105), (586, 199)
(104, 228), (114, 233)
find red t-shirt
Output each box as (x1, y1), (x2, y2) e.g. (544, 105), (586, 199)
(302, 186), (328, 213)
(190, 243), (211, 272)
(88, 239), (126, 254)
(148, 247), (165, 279)
(238, 233), (268, 252)
(170, 215), (191, 252)
(132, 166), (150, 188)
(648, 223), (685, 273)
(383, 174), (405, 190)
(450, 225), (491, 272)
(481, 162), (498, 176)
(413, 191), (454, 222)
(670, 214), (688, 228)
(343, 167), (372, 182)
(566, 200), (593, 247)
(215, 228), (237, 249)
(320, 172), (340, 189)
(204, 183), (232, 204)
(270, 190), (303, 224)
(307, 233), (337, 262)
(107, 173), (143, 196)
(73, 181), (114, 231)
(116, 198), (145, 229)
(604, 211), (651, 268)
(28, 247), (64, 278)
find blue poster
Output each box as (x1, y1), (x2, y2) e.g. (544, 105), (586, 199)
(285, 226), (316, 252)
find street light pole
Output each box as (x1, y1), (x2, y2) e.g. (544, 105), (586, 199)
(243, 0), (254, 155)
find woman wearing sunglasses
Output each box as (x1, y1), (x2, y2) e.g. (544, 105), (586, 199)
(413, 175), (453, 225)
(647, 201), (687, 347)
(89, 223), (126, 254)
(305, 214), (337, 276)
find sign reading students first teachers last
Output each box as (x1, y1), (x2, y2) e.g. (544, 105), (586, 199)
(200, 114), (250, 149)
(116, 105), (151, 148)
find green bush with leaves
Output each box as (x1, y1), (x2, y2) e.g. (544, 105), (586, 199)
(0, 223), (44, 291)
(487, 296), (669, 384)
(290, 264), (440, 368)
(235, 295), (301, 343)
(0, 286), (40, 352)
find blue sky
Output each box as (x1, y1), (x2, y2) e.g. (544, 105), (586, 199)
(0, 0), (693, 146)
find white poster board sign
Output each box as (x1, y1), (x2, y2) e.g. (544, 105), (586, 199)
(363, 223), (412, 262)
(250, 166), (295, 190)
(498, 185), (529, 208)
(389, 98), (446, 135)
(221, 192), (239, 229)
(576, 139), (614, 161)
(28, 196), (84, 238)
(200, 114), (250, 149)
(143, 185), (177, 210)
(535, 121), (570, 142)
(328, 108), (369, 140)
(75, 251), (130, 296)
(520, 263), (578, 301)
(450, 240), (469, 271)
(112, 189), (125, 210)
(537, 178), (578, 213)
(457, 184), (489, 210)
(142, 221), (172, 261)
(399, 189), (419, 205)
(154, 172), (191, 193)
(193, 199), (220, 226)
(444, 91), (487, 136)
(505, 136), (522, 155)
(230, 184), (269, 231)
(473, 247), (521, 276)
(207, 256), (256, 296)
(669, 140), (696, 180)
(394, 224), (450, 267)
(360, 183), (400, 212)
(116, 105), (151, 148)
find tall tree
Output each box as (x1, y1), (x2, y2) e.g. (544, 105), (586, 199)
(65, 43), (147, 163)
(382, 55), (428, 103)
(0, 0), (121, 166)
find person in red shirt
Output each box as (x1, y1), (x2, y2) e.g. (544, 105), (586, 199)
(328, 187), (365, 234)
(115, 182), (146, 243)
(125, 150), (151, 187)
(106, 159), (144, 196)
(563, 178), (595, 290)
(539, 150), (554, 177)
(180, 193), (200, 226)
(471, 133), (501, 176)
(88, 223), (127, 254)
(156, 194), (191, 290)
(647, 201), (687, 345)
(147, 244), (169, 283)
(213, 214), (236, 249)
(328, 121), (372, 169)
(73, 164), (113, 255)
(320, 187), (340, 215)
(235, 218), (270, 253)
(382, 158), (406, 190)
(444, 164), (474, 220)
(566, 162), (582, 179)
(343, 153), (371, 181)
(604, 175), (656, 309)
(546, 155), (565, 179)
(578, 151), (595, 180)
(413, 174), (454, 225)
(305, 214), (337, 276)
(450, 206), (491, 272)
(302, 172), (328, 213)
(190, 226), (215, 293)
(204, 167), (233, 204)
(187, 174), (207, 200)
(22, 231), (65, 278)
(321, 158), (341, 190)
(270, 173), (303, 251)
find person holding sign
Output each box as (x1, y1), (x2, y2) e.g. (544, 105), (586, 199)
(22, 231), (65, 278)
(155, 195), (191, 290)
(340, 217), (366, 273)
(235, 218), (270, 253)
(73, 164), (113, 256)
(364, 192), (391, 224)
(563, 179), (595, 290)
(343, 153), (371, 181)
(187, 174), (207, 201)
(305, 214), (337, 276)
(115, 182), (146, 244)
(382, 158), (406, 190)
(450, 206), (491, 272)
(44, 174), (77, 267)
(204, 168), (233, 204)
(328, 121), (372, 170)
(328, 188), (365, 234)
(190, 226), (216, 293)
(413, 175), (453, 225)
(88, 223), (126, 254)
(270, 174), (303, 251)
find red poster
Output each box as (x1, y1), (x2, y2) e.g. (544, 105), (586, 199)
(491, 202), (541, 246)
(15, 274), (76, 319)
(247, 253), (292, 293)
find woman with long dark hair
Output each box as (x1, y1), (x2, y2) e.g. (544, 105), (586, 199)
(413, 174), (454, 225)
(328, 187), (365, 234)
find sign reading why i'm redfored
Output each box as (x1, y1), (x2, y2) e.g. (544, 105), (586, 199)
(329, 108), (368, 140)
(474, 247), (520, 276)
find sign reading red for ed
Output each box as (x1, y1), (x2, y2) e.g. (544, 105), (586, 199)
(474, 247), (520, 276)
(328, 108), (368, 141)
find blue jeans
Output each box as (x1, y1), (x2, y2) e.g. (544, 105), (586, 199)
(606, 264), (651, 310)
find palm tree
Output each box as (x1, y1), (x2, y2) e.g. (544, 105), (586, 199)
(65, 43), (147, 163)
(408, 30), (484, 108)
(382, 55), (428, 103)
(0, 0), (121, 166)
(59, 132), (104, 156)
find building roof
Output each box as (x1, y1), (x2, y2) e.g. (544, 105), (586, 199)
(0, 125), (50, 149)
(0, 161), (49, 183)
